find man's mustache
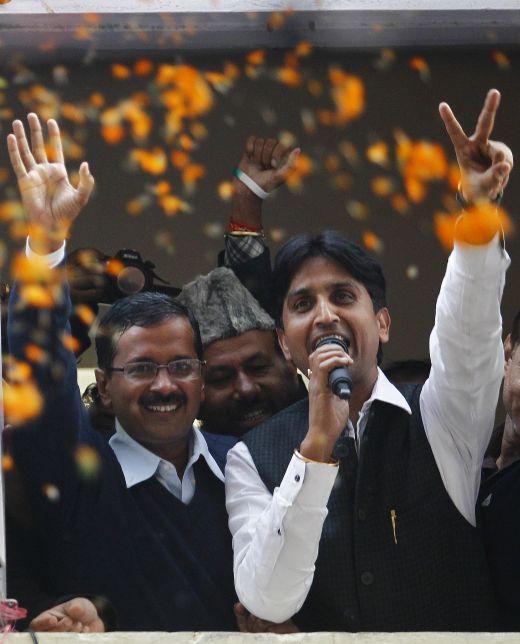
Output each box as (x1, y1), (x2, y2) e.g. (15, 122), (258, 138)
(139, 394), (186, 406)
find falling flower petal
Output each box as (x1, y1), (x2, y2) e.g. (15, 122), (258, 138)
(391, 193), (410, 215)
(346, 199), (369, 221)
(111, 63), (131, 80)
(24, 344), (47, 364)
(366, 141), (389, 168)
(62, 333), (81, 353)
(42, 484), (60, 502)
(329, 69), (365, 124)
(275, 67), (302, 88)
(267, 12), (285, 31)
(406, 265), (419, 280)
(18, 284), (54, 309)
(134, 59), (154, 76)
(2, 455), (14, 472)
(374, 48), (396, 70)
(283, 153), (313, 191)
(246, 50), (266, 66)
(75, 445), (101, 479)
(218, 181), (235, 201)
(492, 51), (510, 70)
(3, 380), (43, 425)
(307, 79), (323, 96)
(75, 304), (97, 326)
(409, 57), (430, 82)
(362, 230), (384, 254)
(371, 176), (395, 197)
(131, 148), (168, 175)
(295, 41), (313, 58)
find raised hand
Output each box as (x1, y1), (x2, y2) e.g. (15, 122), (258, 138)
(439, 89), (513, 203)
(236, 135), (300, 195)
(230, 136), (300, 230)
(7, 113), (94, 252)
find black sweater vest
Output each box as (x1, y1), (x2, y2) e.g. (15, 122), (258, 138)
(243, 384), (497, 631)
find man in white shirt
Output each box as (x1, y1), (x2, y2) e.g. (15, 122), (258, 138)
(226, 89), (513, 631)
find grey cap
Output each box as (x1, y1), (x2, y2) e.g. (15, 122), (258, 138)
(177, 266), (275, 349)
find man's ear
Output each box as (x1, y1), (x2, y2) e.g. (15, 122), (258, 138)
(504, 333), (512, 363)
(276, 327), (292, 362)
(377, 307), (391, 344)
(95, 368), (112, 410)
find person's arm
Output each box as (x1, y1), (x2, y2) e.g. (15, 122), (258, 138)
(226, 442), (338, 623)
(226, 343), (352, 622)
(496, 333), (520, 470)
(221, 136), (299, 315)
(6, 114), (95, 491)
(420, 89), (512, 525)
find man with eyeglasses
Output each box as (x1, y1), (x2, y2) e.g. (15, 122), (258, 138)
(5, 114), (241, 631)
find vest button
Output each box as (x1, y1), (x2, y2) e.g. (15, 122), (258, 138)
(357, 509), (366, 521)
(361, 571), (374, 586)
(343, 609), (356, 623)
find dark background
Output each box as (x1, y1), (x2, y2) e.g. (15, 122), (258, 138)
(0, 46), (518, 368)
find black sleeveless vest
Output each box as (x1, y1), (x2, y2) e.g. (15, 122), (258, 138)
(243, 384), (497, 631)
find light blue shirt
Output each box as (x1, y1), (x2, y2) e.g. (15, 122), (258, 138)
(109, 420), (224, 505)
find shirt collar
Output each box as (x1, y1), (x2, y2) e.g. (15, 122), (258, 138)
(109, 419), (224, 489)
(361, 367), (412, 416)
(300, 365), (412, 415)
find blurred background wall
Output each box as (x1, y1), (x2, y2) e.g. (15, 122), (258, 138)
(0, 12), (518, 370)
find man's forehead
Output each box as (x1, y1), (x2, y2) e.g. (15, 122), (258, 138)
(286, 271), (366, 298)
(113, 318), (196, 356)
(287, 262), (361, 296)
(204, 329), (277, 365)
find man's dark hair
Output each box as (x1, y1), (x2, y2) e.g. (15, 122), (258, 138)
(510, 309), (520, 350)
(95, 291), (203, 372)
(273, 230), (387, 324)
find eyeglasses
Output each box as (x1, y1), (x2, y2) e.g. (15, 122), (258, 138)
(109, 359), (205, 382)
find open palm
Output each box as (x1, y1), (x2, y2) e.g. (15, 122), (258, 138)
(7, 113), (94, 248)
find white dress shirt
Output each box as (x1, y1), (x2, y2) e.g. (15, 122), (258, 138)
(225, 237), (509, 623)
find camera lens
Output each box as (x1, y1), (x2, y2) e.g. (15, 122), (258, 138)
(117, 266), (146, 295)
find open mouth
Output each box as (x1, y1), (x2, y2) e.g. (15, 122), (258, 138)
(312, 334), (350, 353)
(234, 407), (271, 427)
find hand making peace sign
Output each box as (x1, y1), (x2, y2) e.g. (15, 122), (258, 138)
(439, 88), (513, 203)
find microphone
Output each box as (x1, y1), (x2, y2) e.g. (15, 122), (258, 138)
(314, 337), (352, 400)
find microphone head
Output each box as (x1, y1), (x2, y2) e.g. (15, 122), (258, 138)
(314, 336), (350, 353)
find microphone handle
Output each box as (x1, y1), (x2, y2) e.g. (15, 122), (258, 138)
(314, 337), (353, 400)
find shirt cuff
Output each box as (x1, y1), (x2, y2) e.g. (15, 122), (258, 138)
(26, 237), (66, 268)
(453, 233), (510, 277)
(276, 453), (338, 509)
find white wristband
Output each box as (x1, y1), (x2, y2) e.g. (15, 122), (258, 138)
(233, 168), (270, 200)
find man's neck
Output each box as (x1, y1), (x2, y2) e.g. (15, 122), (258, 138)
(152, 440), (190, 479)
(497, 414), (520, 471)
(348, 369), (379, 427)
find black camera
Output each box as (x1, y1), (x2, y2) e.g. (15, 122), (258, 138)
(101, 249), (180, 304)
